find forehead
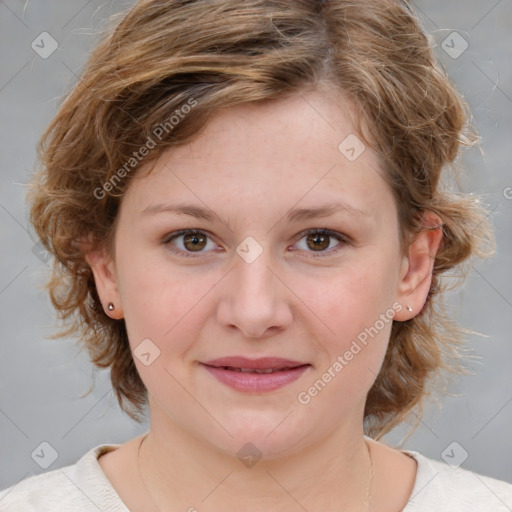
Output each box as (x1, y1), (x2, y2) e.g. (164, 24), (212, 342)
(172, 89), (361, 168)
(121, 89), (394, 226)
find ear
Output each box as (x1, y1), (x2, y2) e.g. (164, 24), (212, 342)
(394, 211), (443, 321)
(83, 241), (124, 320)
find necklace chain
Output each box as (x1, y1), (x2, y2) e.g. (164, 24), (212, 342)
(365, 440), (374, 510)
(137, 434), (160, 512)
(137, 434), (373, 511)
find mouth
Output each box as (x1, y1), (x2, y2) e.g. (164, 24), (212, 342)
(199, 357), (311, 392)
(210, 366), (307, 374)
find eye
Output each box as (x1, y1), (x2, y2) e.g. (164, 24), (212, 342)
(163, 229), (217, 258)
(292, 228), (348, 257)
(162, 228), (349, 259)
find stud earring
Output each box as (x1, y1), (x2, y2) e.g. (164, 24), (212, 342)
(107, 303), (115, 311)
(406, 305), (413, 312)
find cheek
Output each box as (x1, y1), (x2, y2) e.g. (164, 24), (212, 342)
(295, 269), (396, 418)
(320, 261), (397, 331)
(116, 250), (214, 351)
(307, 257), (399, 376)
(116, 258), (219, 396)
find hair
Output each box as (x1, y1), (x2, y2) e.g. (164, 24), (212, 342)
(28, 0), (493, 439)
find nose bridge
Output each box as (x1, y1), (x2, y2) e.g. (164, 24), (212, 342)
(218, 239), (292, 338)
(239, 247), (274, 293)
(233, 241), (278, 308)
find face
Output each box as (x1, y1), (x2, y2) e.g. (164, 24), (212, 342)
(91, 89), (427, 459)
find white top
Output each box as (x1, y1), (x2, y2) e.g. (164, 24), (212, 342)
(1, 443), (511, 511)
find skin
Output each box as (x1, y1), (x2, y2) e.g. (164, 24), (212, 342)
(87, 88), (443, 511)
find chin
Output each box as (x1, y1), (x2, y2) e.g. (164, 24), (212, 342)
(199, 412), (312, 461)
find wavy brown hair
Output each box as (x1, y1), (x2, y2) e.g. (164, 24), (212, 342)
(28, 0), (493, 438)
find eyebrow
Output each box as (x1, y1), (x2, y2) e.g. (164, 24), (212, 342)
(286, 201), (369, 222)
(140, 200), (369, 224)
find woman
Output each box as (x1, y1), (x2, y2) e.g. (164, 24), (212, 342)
(1, 0), (510, 510)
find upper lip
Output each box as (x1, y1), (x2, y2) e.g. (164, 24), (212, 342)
(201, 356), (309, 370)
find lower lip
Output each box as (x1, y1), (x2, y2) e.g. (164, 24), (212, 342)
(201, 364), (310, 392)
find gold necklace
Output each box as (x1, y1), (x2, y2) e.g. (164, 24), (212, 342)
(137, 434), (373, 511)
(137, 434), (161, 512)
(365, 440), (374, 510)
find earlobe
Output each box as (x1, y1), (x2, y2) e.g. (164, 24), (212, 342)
(84, 247), (124, 320)
(394, 211), (444, 321)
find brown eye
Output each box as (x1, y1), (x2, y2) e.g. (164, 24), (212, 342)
(182, 232), (207, 251)
(293, 228), (348, 257)
(306, 232), (330, 251)
(163, 229), (216, 258)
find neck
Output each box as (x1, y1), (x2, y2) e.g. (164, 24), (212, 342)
(137, 407), (373, 512)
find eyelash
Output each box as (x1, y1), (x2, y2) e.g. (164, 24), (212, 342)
(162, 228), (349, 259)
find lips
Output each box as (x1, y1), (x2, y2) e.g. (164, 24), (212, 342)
(200, 356), (311, 392)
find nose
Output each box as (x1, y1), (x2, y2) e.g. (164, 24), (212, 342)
(216, 248), (293, 339)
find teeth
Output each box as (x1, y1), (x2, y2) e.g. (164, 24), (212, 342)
(224, 366), (281, 374)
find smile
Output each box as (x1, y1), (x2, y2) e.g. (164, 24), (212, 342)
(219, 366), (296, 374)
(200, 363), (310, 392)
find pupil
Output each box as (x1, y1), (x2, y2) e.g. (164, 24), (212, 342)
(309, 233), (328, 251)
(185, 233), (205, 251)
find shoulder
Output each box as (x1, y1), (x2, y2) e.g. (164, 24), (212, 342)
(0, 444), (128, 512)
(403, 450), (512, 512)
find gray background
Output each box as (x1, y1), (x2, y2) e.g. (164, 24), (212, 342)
(1, 0), (511, 492)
